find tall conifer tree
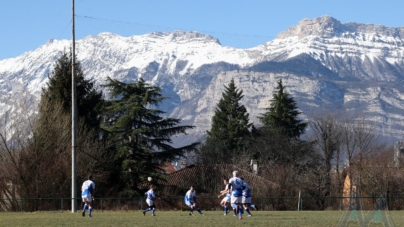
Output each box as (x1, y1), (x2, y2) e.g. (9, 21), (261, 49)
(101, 77), (197, 195)
(202, 78), (252, 163)
(25, 52), (105, 199)
(259, 79), (307, 138)
(41, 51), (103, 131)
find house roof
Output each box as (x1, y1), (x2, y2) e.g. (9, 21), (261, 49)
(140, 164), (276, 195)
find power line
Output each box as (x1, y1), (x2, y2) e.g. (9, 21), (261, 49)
(57, 20), (72, 40)
(75, 14), (275, 39)
(74, 14), (276, 48)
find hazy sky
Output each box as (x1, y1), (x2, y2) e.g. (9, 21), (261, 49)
(1, 0), (404, 60)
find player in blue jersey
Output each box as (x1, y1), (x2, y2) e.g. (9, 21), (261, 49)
(81, 175), (95, 217)
(229, 171), (245, 220)
(241, 178), (253, 216)
(184, 186), (203, 215)
(217, 179), (231, 215)
(143, 184), (157, 216)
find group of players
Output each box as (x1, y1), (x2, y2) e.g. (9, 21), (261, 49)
(217, 170), (256, 219)
(142, 170), (255, 220)
(79, 171), (255, 219)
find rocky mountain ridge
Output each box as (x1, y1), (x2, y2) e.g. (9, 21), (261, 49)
(277, 15), (404, 39)
(1, 16), (404, 147)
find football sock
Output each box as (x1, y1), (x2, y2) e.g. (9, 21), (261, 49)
(143, 208), (151, 213)
(190, 207), (194, 214)
(245, 208), (251, 215)
(197, 208), (202, 214)
(82, 204), (88, 213)
(152, 208), (155, 215)
(251, 204), (256, 210)
(88, 207), (92, 216)
(238, 208), (242, 217)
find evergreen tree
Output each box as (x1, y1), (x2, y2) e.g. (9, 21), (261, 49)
(259, 79), (307, 138)
(202, 78), (252, 163)
(101, 77), (197, 195)
(27, 52), (109, 199)
(41, 51), (103, 131)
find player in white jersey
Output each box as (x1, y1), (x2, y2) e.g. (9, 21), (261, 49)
(229, 171), (244, 220)
(184, 186), (203, 215)
(217, 179), (230, 215)
(143, 184), (157, 216)
(240, 178), (253, 216)
(81, 175), (95, 217)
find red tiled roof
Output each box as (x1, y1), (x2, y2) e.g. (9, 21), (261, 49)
(140, 164), (276, 196)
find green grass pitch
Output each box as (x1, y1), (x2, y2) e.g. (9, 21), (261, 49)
(0, 210), (403, 227)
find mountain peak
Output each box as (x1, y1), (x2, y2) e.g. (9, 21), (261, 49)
(145, 30), (221, 45)
(277, 16), (343, 39)
(277, 15), (404, 39)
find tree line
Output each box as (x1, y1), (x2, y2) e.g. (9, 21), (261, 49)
(0, 52), (198, 209)
(0, 52), (398, 211)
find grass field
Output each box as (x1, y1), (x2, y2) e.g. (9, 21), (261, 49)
(0, 210), (402, 227)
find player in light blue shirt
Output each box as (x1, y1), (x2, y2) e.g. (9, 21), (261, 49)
(184, 186), (203, 215)
(81, 175), (95, 217)
(241, 178), (253, 216)
(143, 184), (157, 216)
(229, 171), (244, 220)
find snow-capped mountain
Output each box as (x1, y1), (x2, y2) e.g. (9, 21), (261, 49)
(1, 16), (404, 147)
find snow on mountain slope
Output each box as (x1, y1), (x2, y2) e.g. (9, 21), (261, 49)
(0, 31), (259, 97)
(254, 16), (404, 81)
(1, 16), (404, 147)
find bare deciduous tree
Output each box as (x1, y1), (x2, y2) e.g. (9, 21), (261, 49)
(308, 111), (342, 196)
(0, 91), (37, 211)
(0, 94), (114, 211)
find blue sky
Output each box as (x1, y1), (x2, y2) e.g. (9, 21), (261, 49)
(1, 0), (404, 60)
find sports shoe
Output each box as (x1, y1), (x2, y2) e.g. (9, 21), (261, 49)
(248, 214), (252, 217)
(89, 214), (92, 218)
(82, 211), (85, 217)
(152, 214), (156, 216)
(238, 216), (243, 220)
(224, 213), (227, 216)
(143, 211), (146, 216)
(189, 213), (192, 216)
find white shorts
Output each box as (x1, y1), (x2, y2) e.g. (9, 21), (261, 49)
(242, 197), (252, 204)
(82, 194), (92, 203)
(231, 195), (242, 204)
(221, 195), (230, 203)
(185, 200), (194, 207)
(146, 199), (154, 206)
